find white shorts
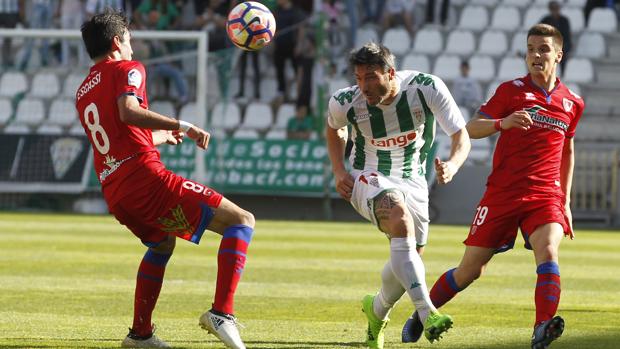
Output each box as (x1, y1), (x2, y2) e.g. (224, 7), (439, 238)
(350, 169), (429, 246)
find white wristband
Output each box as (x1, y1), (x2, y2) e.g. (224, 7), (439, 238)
(178, 120), (194, 132)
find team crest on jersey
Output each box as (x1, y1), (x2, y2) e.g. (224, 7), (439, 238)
(128, 68), (142, 88)
(562, 98), (574, 112)
(524, 92), (536, 100)
(158, 205), (194, 238)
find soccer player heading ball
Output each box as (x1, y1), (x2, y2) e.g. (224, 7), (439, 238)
(402, 24), (584, 349)
(326, 42), (471, 348)
(77, 11), (254, 349)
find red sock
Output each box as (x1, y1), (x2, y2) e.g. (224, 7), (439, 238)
(429, 268), (462, 309)
(535, 262), (561, 326)
(213, 225), (253, 315)
(132, 250), (171, 337)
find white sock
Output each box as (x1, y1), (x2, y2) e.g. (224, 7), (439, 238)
(373, 260), (405, 320)
(390, 237), (436, 323)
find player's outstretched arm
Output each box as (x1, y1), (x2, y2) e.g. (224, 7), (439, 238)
(326, 125), (354, 201)
(467, 111), (533, 139)
(435, 127), (471, 185)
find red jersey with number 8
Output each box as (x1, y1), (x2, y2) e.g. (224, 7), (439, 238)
(479, 74), (585, 198)
(76, 59), (164, 206)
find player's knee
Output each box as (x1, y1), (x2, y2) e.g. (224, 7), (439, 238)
(234, 208), (255, 228)
(151, 235), (176, 254)
(537, 245), (558, 262)
(374, 190), (411, 236)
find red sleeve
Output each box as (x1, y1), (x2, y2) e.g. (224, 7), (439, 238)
(479, 82), (511, 120)
(115, 61), (147, 103)
(566, 98), (585, 138)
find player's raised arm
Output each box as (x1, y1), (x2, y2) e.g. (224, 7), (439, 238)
(467, 111), (533, 139)
(118, 95), (210, 149)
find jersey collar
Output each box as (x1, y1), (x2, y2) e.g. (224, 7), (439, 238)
(525, 74), (562, 104)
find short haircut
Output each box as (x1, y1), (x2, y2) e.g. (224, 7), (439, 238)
(527, 23), (563, 50)
(81, 11), (129, 59)
(349, 42), (395, 73)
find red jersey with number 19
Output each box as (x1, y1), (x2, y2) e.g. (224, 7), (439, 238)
(76, 59), (165, 206)
(479, 74), (585, 198)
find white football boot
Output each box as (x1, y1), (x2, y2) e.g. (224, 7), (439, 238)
(199, 310), (246, 349)
(121, 327), (170, 348)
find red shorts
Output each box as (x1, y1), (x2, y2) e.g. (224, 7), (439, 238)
(464, 192), (570, 253)
(107, 168), (223, 247)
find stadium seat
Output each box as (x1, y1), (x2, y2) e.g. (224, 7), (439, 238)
(563, 6), (585, 33)
(510, 31), (528, 55)
(478, 30), (509, 57)
(490, 6), (521, 31)
(179, 102), (198, 125)
(382, 28), (411, 56)
(265, 128), (286, 140)
(355, 26), (380, 48)
(432, 54), (461, 82)
(275, 103), (296, 129)
(587, 8), (618, 32)
(500, 0), (532, 8)
(211, 101), (241, 130)
(445, 30), (476, 56)
(470, 0), (499, 7)
(485, 79), (503, 100)
(575, 32), (606, 59)
(47, 99), (78, 128)
(458, 6), (489, 31)
(62, 73), (85, 98)
(523, 7), (548, 29)
(401, 54), (430, 73)
(532, 0), (554, 5)
(68, 123), (85, 135)
(566, 0), (586, 6)
(469, 55), (496, 83)
(563, 58), (594, 83)
(5, 98), (45, 133)
(0, 72), (28, 98)
(0, 98), (12, 126)
(150, 100), (176, 117)
(232, 128), (259, 139)
(412, 28), (443, 55)
(497, 57), (527, 81)
(259, 77), (279, 103)
(29, 72), (60, 99)
(36, 124), (63, 135)
(242, 102), (273, 129)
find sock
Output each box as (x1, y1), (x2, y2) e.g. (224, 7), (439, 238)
(535, 261), (561, 326)
(389, 237), (436, 322)
(373, 260), (406, 320)
(429, 268), (463, 309)
(213, 224), (253, 315)
(132, 249), (172, 337)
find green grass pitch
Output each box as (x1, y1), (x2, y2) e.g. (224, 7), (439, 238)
(1, 212), (619, 348)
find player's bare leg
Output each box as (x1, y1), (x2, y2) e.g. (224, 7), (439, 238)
(199, 197), (255, 349)
(367, 190), (452, 345)
(403, 245), (494, 343)
(529, 223), (565, 348)
(122, 234), (176, 348)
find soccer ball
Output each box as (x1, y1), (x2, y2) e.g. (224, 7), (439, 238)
(226, 1), (276, 51)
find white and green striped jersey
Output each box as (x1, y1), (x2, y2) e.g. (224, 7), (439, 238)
(327, 70), (466, 179)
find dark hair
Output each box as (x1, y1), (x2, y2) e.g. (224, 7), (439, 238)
(460, 60), (469, 68)
(81, 11), (130, 59)
(348, 42), (395, 73)
(527, 23), (563, 50)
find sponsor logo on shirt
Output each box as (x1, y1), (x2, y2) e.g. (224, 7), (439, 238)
(76, 71), (101, 100)
(128, 68), (142, 88)
(370, 131), (417, 148)
(512, 79), (525, 87)
(526, 105), (568, 133)
(525, 92), (536, 100)
(353, 112), (371, 122)
(413, 108), (423, 123)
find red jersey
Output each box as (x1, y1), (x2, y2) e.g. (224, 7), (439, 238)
(479, 74), (585, 197)
(75, 59), (165, 206)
